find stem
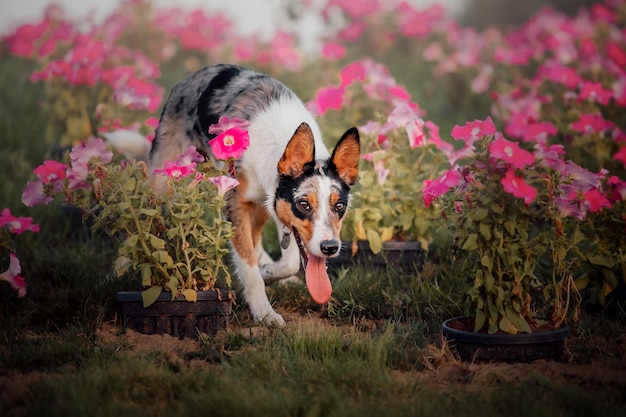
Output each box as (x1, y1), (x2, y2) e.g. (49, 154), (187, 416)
(118, 174), (170, 281)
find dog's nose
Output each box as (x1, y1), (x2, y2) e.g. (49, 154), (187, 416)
(320, 240), (339, 256)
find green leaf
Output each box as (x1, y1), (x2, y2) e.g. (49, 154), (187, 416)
(141, 286), (162, 308)
(366, 229), (383, 254)
(489, 202), (503, 214)
(153, 250), (174, 266)
(182, 289), (197, 302)
(141, 208), (159, 216)
(149, 234), (166, 249)
(480, 253), (493, 271)
(141, 264), (152, 286)
(505, 307), (532, 333)
(167, 276), (179, 292)
(504, 220), (516, 235)
(461, 234), (478, 251)
(474, 309), (486, 332)
(479, 223), (491, 241)
(124, 177), (137, 191)
(470, 208), (489, 221)
(498, 315), (518, 334)
(588, 255), (616, 268)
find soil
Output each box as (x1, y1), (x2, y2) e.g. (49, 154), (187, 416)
(2, 309), (625, 414)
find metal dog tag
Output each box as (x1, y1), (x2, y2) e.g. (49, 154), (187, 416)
(280, 230), (291, 250)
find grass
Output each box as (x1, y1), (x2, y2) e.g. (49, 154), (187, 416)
(1, 53), (626, 417)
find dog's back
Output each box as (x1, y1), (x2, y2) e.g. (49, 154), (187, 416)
(150, 64), (323, 176)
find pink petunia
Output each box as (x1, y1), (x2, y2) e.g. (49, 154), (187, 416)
(175, 146), (205, 167)
(33, 160), (68, 184)
(0, 208), (40, 235)
(0, 253), (27, 297)
(321, 42), (347, 60)
(570, 114), (614, 134)
(501, 169), (537, 205)
(451, 117), (497, 143)
(70, 137), (113, 165)
(613, 146), (626, 167)
(209, 126), (250, 160)
(339, 61), (366, 87)
(208, 116), (250, 135)
(488, 134), (535, 169)
(21, 178), (56, 207)
(310, 85), (346, 115)
(582, 189), (611, 213)
(154, 161), (197, 180)
(208, 175), (240, 196)
(578, 81), (613, 105)
(422, 168), (462, 208)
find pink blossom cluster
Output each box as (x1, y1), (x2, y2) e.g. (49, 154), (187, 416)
(422, 117), (625, 220)
(420, 1), (626, 169)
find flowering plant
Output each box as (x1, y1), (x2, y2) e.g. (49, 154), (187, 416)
(309, 59), (448, 254)
(0, 208), (39, 298)
(422, 116), (625, 334)
(23, 137), (238, 307)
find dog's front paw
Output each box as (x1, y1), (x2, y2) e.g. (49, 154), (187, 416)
(255, 309), (286, 327)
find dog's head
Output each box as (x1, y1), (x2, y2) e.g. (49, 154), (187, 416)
(274, 122), (360, 304)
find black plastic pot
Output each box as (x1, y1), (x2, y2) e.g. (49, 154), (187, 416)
(116, 289), (235, 339)
(442, 316), (570, 362)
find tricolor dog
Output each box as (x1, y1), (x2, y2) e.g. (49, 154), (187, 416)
(148, 64), (360, 326)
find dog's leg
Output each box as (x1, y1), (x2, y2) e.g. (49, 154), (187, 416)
(250, 206), (274, 265)
(259, 222), (302, 285)
(228, 193), (285, 326)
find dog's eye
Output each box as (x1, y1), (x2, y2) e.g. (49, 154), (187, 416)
(334, 201), (346, 212)
(297, 200), (311, 211)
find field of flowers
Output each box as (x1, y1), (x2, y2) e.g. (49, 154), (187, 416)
(1, 0), (626, 415)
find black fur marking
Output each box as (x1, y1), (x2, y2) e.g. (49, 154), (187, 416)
(197, 66), (242, 139)
(274, 161), (317, 221)
(174, 96), (185, 113)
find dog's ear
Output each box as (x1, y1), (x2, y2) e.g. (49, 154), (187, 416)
(330, 127), (360, 187)
(278, 122), (315, 177)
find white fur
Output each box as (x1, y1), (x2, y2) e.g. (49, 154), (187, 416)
(101, 129), (151, 161)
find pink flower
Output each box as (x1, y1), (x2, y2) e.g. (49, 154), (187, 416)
(535, 63), (582, 89)
(154, 161), (196, 179)
(208, 116), (250, 135)
(310, 85), (346, 115)
(22, 179), (54, 207)
(0, 253), (26, 297)
(614, 146), (626, 167)
(406, 119), (426, 148)
(339, 61), (366, 87)
(328, 0), (381, 18)
(582, 189), (611, 213)
(70, 138), (113, 165)
(579, 81), (613, 105)
(422, 168), (462, 208)
(208, 175), (240, 196)
(0, 208), (40, 235)
(175, 146), (205, 167)
(33, 160), (68, 184)
(534, 143), (566, 171)
(209, 126), (250, 160)
(488, 135), (535, 169)
(321, 42), (346, 60)
(451, 117), (497, 143)
(570, 113), (614, 134)
(501, 169), (537, 205)
(362, 151), (389, 185)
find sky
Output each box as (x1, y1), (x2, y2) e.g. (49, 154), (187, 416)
(0, 0), (465, 47)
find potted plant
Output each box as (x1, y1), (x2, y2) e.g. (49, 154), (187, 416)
(310, 59), (449, 270)
(22, 137), (237, 338)
(422, 116), (611, 361)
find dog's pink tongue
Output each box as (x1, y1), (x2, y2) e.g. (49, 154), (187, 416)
(305, 253), (332, 304)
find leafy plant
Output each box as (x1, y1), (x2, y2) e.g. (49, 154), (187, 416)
(23, 139), (236, 307)
(423, 117), (601, 334)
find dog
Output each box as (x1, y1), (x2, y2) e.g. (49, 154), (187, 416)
(146, 64), (360, 326)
